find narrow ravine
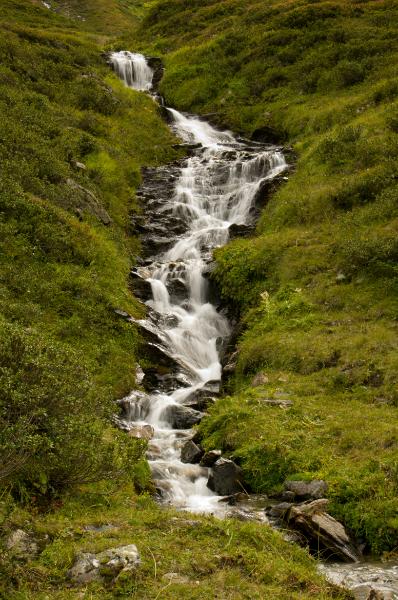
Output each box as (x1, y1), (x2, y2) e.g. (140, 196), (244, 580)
(110, 51), (398, 599)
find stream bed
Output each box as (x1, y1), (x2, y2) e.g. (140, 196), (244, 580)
(110, 50), (398, 600)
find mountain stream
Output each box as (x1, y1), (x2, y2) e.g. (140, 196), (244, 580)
(110, 51), (398, 599)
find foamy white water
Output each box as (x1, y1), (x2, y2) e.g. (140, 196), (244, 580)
(110, 51), (154, 91)
(112, 52), (286, 514)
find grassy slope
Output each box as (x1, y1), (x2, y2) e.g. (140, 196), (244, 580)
(1, 486), (348, 600)
(0, 2), (343, 597)
(138, 0), (398, 554)
(0, 0), (182, 493)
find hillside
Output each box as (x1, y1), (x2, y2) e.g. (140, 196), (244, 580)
(0, 1), (351, 598)
(137, 0), (398, 554)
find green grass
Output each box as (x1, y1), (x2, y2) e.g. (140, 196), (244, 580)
(0, 0), (181, 495)
(136, 0), (398, 555)
(0, 485), (350, 599)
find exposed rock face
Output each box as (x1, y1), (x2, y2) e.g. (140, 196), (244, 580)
(67, 544), (140, 585)
(180, 440), (204, 464)
(284, 479), (328, 500)
(164, 404), (204, 429)
(286, 500), (360, 562)
(207, 458), (244, 496)
(6, 529), (38, 558)
(65, 178), (112, 225)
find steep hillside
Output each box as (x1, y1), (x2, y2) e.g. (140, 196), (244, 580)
(0, 0), (181, 497)
(0, 2), (350, 598)
(138, 0), (398, 554)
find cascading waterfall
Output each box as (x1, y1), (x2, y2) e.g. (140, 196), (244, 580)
(110, 50), (287, 514)
(110, 51), (154, 91)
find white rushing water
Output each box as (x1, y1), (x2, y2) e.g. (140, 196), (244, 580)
(110, 51), (154, 91)
(110, 51), (287, 514)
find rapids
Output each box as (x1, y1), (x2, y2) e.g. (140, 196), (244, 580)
(109, 51), (398, 599)
(110, 50), (286, 514)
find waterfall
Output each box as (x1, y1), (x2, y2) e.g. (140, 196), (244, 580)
(110, 51), (153, 91)
(111, 52), (287, 514)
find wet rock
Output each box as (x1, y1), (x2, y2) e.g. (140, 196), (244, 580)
(280, 490), (295, 502)
(127, 423), (154, 441)
(228, 223), (252, 239)
(6, 529), (38, 558)
(129, 268), (153, 301)
(181, 440), (204, 464)
(182, 387), (217, 411)
(200, 449), (222, 467)
(286, 500), (360, 562)
(284, 479), (328, 500)
(351, 585), (395, 600)
(207, 458), (244, 496)
(68, 545), (140, 585)
(251, 372), (269, 386)
(267, 502), (294, 519)
(117, 390), (150, 422)
(164, 404), (204, 429)
(203, 380), (221, 394)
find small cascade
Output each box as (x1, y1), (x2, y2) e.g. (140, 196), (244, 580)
(110, 51), (153, 91)
(111, 51), (287, 515)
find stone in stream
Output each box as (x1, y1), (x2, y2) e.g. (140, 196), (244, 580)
(67, 544), (140, 585)
(180, 440), (204, 464)
(285, 499), (360, 562)
(164, 404), (204, 429)
(200, 449), (222, 467)
(129, 267), (153, 301)
(207, 458), (244, 496)
(182, 387), (217, 411)
(127, 424), (154, 441)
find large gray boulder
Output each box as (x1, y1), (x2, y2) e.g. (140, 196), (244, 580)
(164, 404), (203, 429)
(181, 440), (204, 464)
(207, 458), (244, 496)
(67, 544), (140, 585)
(284, 479), (328, 500)
(286, 500), (360, 562)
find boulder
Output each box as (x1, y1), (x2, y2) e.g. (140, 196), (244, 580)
(67, 553), (102, 585)
(267, 502), (294, 519)
(286, 500), (360, 562)
(200, 449), (222, 467)
(127, 424), (154, 441)
(181, 440), (204, 464)
(351, 585), (395, 600)
(129, 268), (153, 301)
(68, 545), (140, 585)
(207, 458), (244, 496)
(6, 529), (38, 558)
(182, 387), (217, 411)
(164, 404), (204, 429)
(284, 479), (328, 500)
(228, 223), (252, 239)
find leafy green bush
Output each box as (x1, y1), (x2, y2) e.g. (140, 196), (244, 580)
(0, 319), (142, 497)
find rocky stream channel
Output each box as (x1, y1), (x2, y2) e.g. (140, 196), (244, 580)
(109, 51), (398, 600)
